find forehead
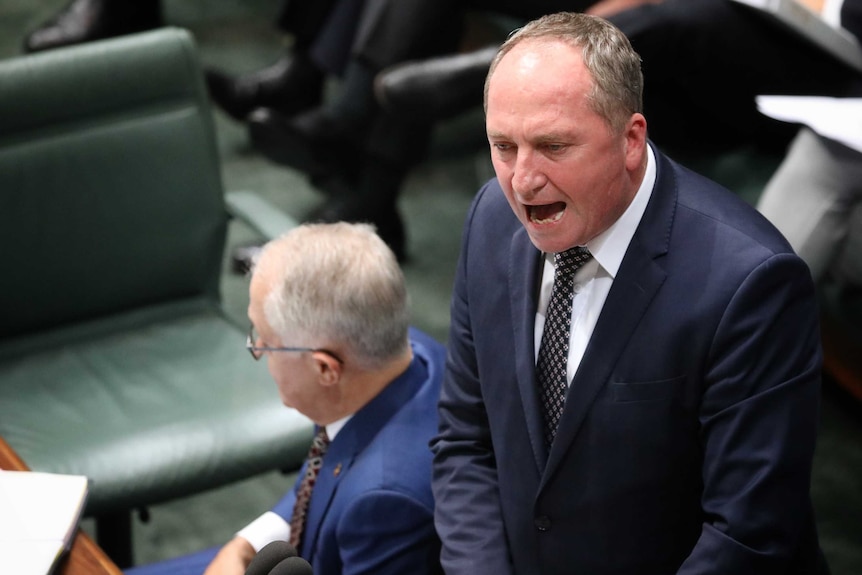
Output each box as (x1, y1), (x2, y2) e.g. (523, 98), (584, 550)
(495, 40), (586, 84)
(487, 40), (594, 131)
(489, 40), (590, 106)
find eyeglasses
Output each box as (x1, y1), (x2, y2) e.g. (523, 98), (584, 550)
(246, 326), (344, 364)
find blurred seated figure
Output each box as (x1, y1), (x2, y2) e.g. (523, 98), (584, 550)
(376, 0), (862, 155)
(757, 124), (862, 286)
(204, 1), (355, 124)
(371, 0), (662, 122)
(206, 0), (597, 263)
(125, 222), (446, 575)
(755, 1), (862, 286)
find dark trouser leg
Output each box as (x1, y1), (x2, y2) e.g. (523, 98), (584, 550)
(95, 510), (133, 568)
(352, 0), (593, 71)
(276, 0), (341, 49)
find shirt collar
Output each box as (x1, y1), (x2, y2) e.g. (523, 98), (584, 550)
(325, 415), (351, 441)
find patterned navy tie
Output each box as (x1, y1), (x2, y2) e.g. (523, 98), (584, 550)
(289, 427), (330, 550)
(536, 246), (593, 448)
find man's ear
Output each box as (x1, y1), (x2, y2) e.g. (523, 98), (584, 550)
(624, 112), (647, 171)
(313, 352), (343, 387)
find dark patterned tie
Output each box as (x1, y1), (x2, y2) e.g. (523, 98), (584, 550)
(289, 427), (330, 550)
(536, 246), (593, 448)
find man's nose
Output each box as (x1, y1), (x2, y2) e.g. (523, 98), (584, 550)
(512, 150), (547, 198)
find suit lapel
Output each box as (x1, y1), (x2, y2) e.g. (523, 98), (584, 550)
(301, 434), (354, 558)
(301, 357), (425, 558)
(542, 147), (676, 484)
(509, 226), (548, 473)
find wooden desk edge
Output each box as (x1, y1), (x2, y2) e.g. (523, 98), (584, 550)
(0, 436), (123, 575)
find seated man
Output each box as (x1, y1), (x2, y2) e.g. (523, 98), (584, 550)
(127, 222), (445, 575)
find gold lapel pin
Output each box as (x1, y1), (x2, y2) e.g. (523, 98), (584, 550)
(333, 463), (342, 477)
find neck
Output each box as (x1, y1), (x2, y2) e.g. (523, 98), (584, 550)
(318, 345), (414, 425)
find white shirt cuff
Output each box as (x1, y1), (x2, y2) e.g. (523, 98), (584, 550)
(236, 511), (291, 552)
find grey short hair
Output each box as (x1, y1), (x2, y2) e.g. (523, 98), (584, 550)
(484, 12), (643, 134)
(257, 222), (410, 369)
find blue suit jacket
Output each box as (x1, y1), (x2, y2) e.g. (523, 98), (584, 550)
(125, 329), (445, 575)
(432, 146), (824, 574)
(272, 327), (445, 575)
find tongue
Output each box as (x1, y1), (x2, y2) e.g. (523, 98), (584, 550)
(531, 202), (565, 222)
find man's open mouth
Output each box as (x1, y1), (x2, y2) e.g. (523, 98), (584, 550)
(529, 202), (566, 224)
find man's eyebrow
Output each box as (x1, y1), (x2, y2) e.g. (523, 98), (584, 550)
(535, 130), (575, 143)
(486, 130), (578, 143)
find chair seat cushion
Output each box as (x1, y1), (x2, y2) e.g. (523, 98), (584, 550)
(0, 298), (313, 516)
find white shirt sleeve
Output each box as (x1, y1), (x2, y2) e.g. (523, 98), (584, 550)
(235, 511), (291, 552)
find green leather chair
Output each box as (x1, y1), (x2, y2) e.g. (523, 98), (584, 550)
(0, 28), (312, 566)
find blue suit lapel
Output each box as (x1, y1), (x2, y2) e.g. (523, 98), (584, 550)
(509, 226), (548, 474)
(300, 432), (353, 559)
(542, 146), (675, 484)
(300, 356), (426, 559)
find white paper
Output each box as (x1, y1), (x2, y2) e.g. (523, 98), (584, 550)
(756, 95), (862, 153)
(0, 541), (62, 575)
(0, 470), (89, 575)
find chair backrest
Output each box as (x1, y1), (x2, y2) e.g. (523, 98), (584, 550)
(0, 28), (227, 339)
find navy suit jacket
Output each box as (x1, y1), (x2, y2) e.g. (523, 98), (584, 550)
(272, 327), (445, 575)
(432, 146), (824, 574)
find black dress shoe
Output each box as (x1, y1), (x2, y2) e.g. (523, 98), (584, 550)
(374, 44), (497, 123)
(306, 196), (406, 262)
(204, 56), (324, 122)
(248, 107), (363, 182)
(24, 0), (162, 53)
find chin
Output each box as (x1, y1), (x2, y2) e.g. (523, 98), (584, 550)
(526, 227), (573, 254)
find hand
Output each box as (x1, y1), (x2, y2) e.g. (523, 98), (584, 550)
(202, 537), (257, 575)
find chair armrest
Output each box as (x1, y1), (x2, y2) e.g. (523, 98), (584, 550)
(225, 191), (299, 241)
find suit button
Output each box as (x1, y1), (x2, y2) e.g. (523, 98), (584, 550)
(534, 516), (551, 531)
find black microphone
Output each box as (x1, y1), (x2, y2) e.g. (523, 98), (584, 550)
(245, 541), (298, 575)
(269, 555), (314, 575)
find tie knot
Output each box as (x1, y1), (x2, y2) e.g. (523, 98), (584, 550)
(310, 427), (330, 457)
(554, 246), (592, 277)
